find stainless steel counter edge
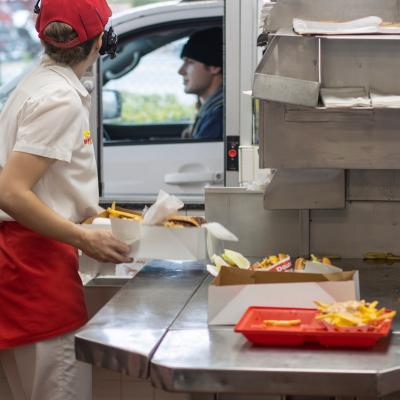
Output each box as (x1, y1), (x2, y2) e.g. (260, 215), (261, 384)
(75, 261), (208, 378)
(149, 261), (400, 397)
(150, 331), (400, 397)
(76, 260), (400, 397)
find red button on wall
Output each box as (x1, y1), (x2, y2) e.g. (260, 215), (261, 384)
(228, 149), (237, 158)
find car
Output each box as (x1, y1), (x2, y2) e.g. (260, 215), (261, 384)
(0, 0), (224, 204)
(97, 0), (224, 204)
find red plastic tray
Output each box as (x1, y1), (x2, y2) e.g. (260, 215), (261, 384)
(234, 306), (393, 348)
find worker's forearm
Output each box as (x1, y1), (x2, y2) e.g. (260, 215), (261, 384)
(0, 188), (86, 249)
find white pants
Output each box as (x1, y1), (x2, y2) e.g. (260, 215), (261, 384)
(0, 331), (92, 400)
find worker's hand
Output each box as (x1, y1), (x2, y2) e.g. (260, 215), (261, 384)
(79, 228), (132, 264)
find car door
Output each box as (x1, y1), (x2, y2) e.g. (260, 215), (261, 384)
(98, 4), (224, 204)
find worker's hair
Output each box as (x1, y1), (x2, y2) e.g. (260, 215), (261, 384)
(42, 22), (100, 66)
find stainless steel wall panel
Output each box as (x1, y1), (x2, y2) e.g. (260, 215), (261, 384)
(299, 209), (310, 257)
(259, 102), (400, 169)
(310, 202), (400, 258)
(321, 40), (400, 93)
(264, 169), (345, 209)
(284, 106), (374, 123)
(260, 36), (318, 80)
(253, 36), (320, 106)
(253, 74), (320, 107)
(254, 0), (400, 262)
(347, 170), (400, 201)
(205, 189), (300, 258)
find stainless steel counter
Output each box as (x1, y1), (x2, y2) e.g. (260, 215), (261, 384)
(76, 259), (400, 398)
(75, 260), (207, 378)
(151, 261), (400, 398)
(151, 329), (400, 397)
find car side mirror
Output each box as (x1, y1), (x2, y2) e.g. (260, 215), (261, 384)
(103, 89), (122, 120)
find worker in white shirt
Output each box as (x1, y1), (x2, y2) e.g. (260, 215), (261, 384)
(0, 0), (129, 399)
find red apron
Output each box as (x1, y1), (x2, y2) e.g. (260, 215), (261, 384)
(0, 222), (88, 349)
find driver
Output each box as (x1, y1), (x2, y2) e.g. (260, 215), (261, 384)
(178, 27), (223, 140)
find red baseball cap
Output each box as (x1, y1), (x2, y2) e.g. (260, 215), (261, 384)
(36, 0), (112, 48)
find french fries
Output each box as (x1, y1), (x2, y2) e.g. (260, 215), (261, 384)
(315, 300), (396, 328)
(210, 250), (290, 271)
(257, 253), (288, 268)
(107, 201), (143, 221)
(105, 202), (206, 227)
(295, 255), (332, 271)
(263, 319), (301, 327)
(249, 253), (290, 270)
(107, 207), (142, 221)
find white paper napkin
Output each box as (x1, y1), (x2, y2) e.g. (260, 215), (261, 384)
(320, 87), (371, 108)
(293, 16), (382, 35)
(142, 190), (184, 225)
(370, 90), (400, 108)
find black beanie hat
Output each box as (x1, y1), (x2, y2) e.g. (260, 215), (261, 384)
(180, 27), (222, 67)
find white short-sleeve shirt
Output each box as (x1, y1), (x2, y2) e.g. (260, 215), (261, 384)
(0, 55), (100, 223)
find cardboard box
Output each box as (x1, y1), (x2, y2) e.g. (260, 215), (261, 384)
(207, 255), (292, 277)
(208, 267), (360, 325)
(129, 223), (208, 260)
(84, 218), (238, 261)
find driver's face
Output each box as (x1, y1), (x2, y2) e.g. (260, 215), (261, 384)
(178, 57), (213, 97)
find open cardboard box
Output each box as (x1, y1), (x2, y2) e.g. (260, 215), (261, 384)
(208, 267), (360, 325)
(83, 217), (238, 261)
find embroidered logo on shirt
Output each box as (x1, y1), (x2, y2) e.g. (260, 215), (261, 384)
(83, 130), (93, 145)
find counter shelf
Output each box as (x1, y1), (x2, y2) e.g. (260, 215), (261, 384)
(270, 28), (400, 40)
(75, 260), (207, 378)
(76, 259), (400, 398)
(151, 260), (400, 398)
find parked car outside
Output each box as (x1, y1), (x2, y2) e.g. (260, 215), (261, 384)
(98, 0), (224, 204)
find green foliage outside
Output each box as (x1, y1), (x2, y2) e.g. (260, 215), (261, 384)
(118, 92), (196, 124)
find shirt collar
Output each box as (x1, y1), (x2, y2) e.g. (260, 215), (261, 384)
(202, 86), (223, 107)
(199, 85), (223, 114)
(40, 54), (90, 100)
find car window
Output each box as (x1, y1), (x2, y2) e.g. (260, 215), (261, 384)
(103, 37), (196, 130)
(101, 22), (223, 144)
(99, 19), (224, 202)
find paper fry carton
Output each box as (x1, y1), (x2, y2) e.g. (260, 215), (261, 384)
(255, 256), (292, 272)
(208, 267), (360, 325)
